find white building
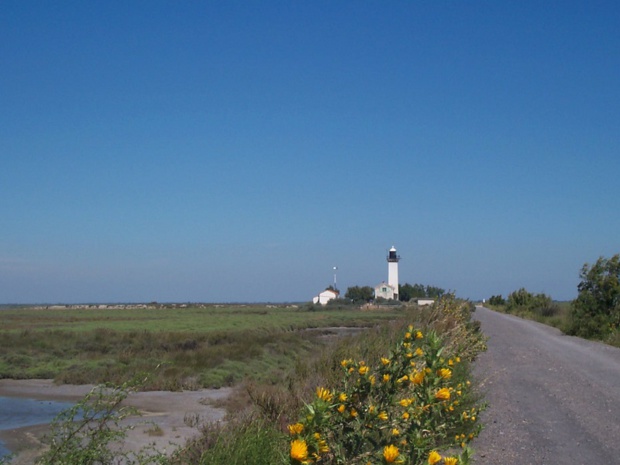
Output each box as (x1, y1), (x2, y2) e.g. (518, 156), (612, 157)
(374, 282), (396, 300)
(313, 289), (339, 305)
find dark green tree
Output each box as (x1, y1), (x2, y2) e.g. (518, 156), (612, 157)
(345, 285), (374, 303)
(568, 254), (620, 339)
(506, 288), (534, 310)
(398, 283), (445, 301)
(488, 295), (505, 306)
(425, 285), (445, 299)
(399, 283), (421, 301)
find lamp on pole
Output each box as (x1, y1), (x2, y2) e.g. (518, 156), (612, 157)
(333, 266), (338, 291)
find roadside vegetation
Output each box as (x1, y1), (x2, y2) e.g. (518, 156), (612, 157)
(486, 289), (567, 329)
(1, 296), (486, 464)
(486, 253), (620, 348)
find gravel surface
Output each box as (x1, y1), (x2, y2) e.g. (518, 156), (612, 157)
(471, 306), (620, 464)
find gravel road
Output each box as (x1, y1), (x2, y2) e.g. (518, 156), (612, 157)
(470, 306), (620, 464)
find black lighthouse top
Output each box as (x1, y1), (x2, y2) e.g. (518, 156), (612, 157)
(387, 246), (400, 262)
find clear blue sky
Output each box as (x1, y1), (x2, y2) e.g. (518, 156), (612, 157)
(1, 1), (619, 303)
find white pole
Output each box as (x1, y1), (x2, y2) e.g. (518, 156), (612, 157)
(333, 266), (338, 291)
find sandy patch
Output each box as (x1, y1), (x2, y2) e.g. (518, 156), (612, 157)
(0, 380), (232, 465)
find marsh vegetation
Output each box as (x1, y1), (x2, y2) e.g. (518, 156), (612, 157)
(0, 304), (402, 390)
(1, 298), (486, 464)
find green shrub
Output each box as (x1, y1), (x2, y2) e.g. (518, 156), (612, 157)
(568, 254), (620, 340)
(36, 381), (169, 465)
(285, 326), (480, 464)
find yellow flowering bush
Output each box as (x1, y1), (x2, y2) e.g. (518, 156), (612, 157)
(288, 326), (481, 465)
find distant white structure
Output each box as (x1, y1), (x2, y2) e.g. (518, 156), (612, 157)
(374, 282), (396, 300)
(387, 246), (400, 300)
(414, 297), (435, 307)
(374, 246), (401, 301)
(313, 288), (339, 305)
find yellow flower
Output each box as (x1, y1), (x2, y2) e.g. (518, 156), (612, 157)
(402, 411), (410, 420)
(435, 388), (451, 401)
(397, 374), (409, 383)
(416, 331), (423, 339)
(448, 359), (454, 366)
(350, 408), (358, 418)
(383, 444), (400, 463)
(318, 439), (329, 453)
(399, 398), (413, 407)
(381, 357), (391, 366)
(316, 387), (333, 402)
(359, 365), (369, 375)
(456, 356), (461, 363)
(369, 375), (376, 385)
(408, 324), (414, 331)
(337, 404), (346, 413)
(428, 450), (441, 464)
(382, 373), (391, 383)
(404, 331), (412, 340)
(287, 423), (304, 435)
(290, 439), (308, 461)
(444, 457), (458, 465)
(391, 428), (400, 436)
(378, 411), (388, 421)
(411, 370), (425, 385)
(438, 368), (452, 379)
(415, 347), (424, 357)
(368, 405), (376, 414)
(340, 359), (352, 368)
(339, 392), (348, 402)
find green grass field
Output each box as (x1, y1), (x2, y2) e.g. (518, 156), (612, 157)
(0, 304), (403, 390)
(0, 304), (400, 333)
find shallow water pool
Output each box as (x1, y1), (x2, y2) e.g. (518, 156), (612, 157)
(0, 396), (74, 458)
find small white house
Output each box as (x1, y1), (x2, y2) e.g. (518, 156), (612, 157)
(313, 289), (339, 305)
(414, 298), (435, 307)
(374, 282), (396, 300)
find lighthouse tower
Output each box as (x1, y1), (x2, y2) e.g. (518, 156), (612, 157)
(387, 246), (400, 300)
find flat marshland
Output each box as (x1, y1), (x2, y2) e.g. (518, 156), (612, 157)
(0, 304), (402, 390)
(0, 299), (488, 464)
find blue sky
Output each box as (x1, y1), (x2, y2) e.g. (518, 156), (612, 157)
(1, 1), (619, 303)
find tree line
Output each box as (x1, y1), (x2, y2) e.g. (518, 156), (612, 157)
(488, 253), (620, 342)
(344, 283), (445, 304)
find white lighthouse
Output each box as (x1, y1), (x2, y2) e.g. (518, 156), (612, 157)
(387, 246), (400, 300)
